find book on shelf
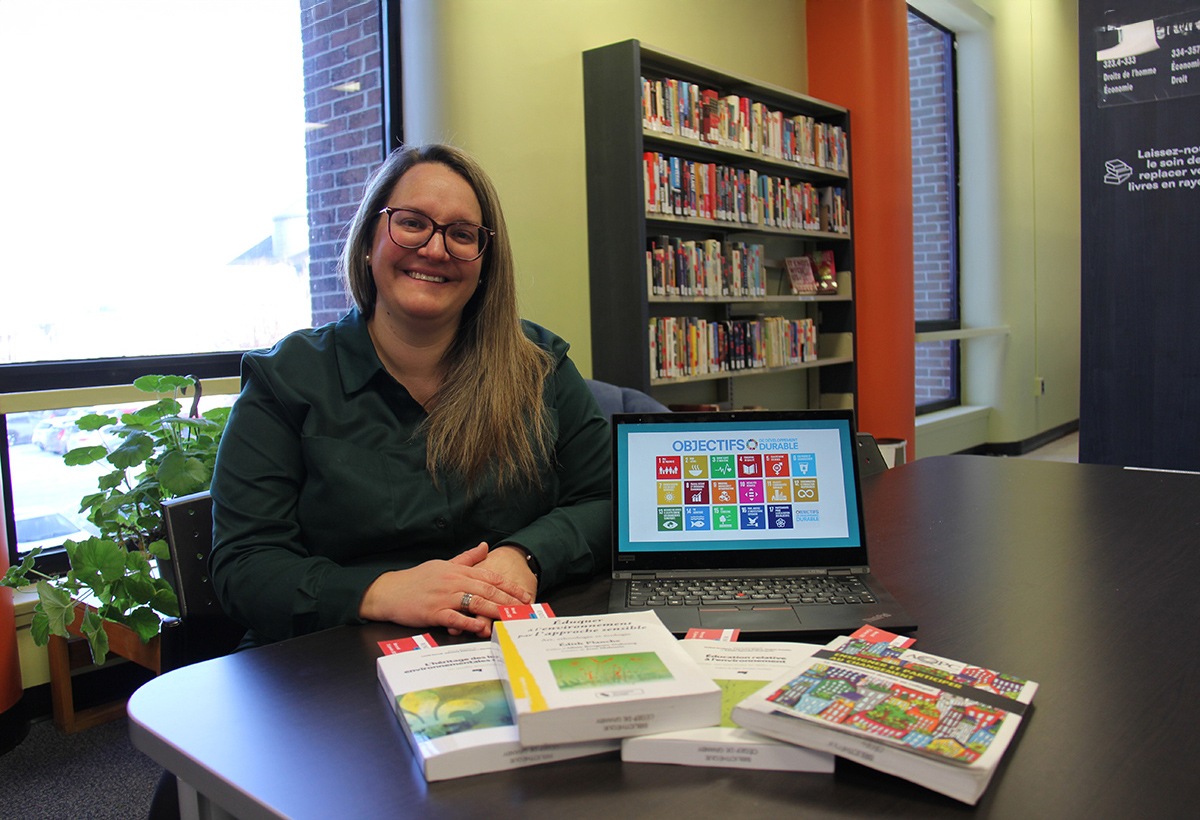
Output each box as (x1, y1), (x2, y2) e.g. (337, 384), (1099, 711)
(646, 237), (766, 299)
(492, 610), (722, 746)
(650, 315), (816, 380)
(642, 151), (846, 235)
(785, 256), (819, 295)
(638, 74), (849, 173)
(377, 641), (618, 781)
(731, 627), (1039, 805)
(809, 250), (838, 295)
(622, 640), (835, 773)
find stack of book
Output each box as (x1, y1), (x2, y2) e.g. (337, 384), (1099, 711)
(377, 614), (1038, 805)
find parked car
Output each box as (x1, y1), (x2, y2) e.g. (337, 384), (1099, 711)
(65, 424), (107, 451)
(32, 418), (77, 454)
(13, 507), (97, 555)
(4, 413), (40, 446)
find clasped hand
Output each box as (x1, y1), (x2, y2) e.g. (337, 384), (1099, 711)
(358, 543), (536, 638)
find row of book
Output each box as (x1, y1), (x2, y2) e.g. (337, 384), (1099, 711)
(641, 75), (849, 172)
(651, 315), (817, 380)
(645, 151), (850, 234)
(648, 236), (765, 298)
(377, 610), (1038, 806)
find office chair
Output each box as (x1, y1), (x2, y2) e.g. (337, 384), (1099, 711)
(160, 491), (245, 669)
(584, 378), (669, 421)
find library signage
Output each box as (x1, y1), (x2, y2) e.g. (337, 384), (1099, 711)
(1102, 144), (1200, 193)
(1080, 0), (1200, 470)
(1095, 7), (1200, 106)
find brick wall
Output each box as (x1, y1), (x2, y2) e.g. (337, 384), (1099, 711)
(908, 14), (956, 405)
(300, 0), (384, 328)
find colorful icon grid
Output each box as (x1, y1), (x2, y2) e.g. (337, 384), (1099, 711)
(655, 453), (818, 531)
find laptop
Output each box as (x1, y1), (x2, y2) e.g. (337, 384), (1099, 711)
(607, 408), (916, 638)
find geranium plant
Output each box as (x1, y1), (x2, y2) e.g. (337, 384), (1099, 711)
(1, 375), (229, 664)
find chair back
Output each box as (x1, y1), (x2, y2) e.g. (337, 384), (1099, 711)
(160, 490), (244, 667)
(585, 379), (669, 421)
(856, 433), (890, 477)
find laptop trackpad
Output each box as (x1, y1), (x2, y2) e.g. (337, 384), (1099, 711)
(699, 607), (802, 631)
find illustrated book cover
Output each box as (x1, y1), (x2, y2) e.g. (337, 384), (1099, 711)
(622, 639), (835, 773)
(784, 256), (819, 295)
(377, 642), (618, 781)
(492, 610), (722, 746)
(731, 627), (1038, 804)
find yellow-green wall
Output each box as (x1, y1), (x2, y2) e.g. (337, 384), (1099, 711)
(406, 0), (1080, 449)
(975, 0), (1080, 443)
(402, 0), (810, 376)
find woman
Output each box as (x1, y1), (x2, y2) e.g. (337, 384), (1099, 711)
(208, 143), (611, 645)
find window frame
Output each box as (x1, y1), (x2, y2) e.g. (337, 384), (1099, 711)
(908, 6), (963, 416)
(2, 0), (403, 574)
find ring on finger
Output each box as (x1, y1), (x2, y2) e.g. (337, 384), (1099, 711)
(460, 592), (473, 613)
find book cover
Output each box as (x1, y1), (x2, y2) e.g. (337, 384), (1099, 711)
(492, 610), (722, 746)
(622, 641), (835, 773)
(731, 629), (1039, 804)
(809, 250), (838, 295)
(377, 642), (618, 781)
(785, 256), (818, 295)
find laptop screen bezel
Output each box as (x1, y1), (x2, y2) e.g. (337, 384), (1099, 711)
(609, 409), (872, 573)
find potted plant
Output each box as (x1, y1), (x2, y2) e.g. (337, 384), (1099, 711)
(1, 375), (229, 664)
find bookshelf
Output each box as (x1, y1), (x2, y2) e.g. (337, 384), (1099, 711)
(583, 39), (856, 411)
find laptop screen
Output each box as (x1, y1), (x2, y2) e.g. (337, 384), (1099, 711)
(611, 409), (869, 573)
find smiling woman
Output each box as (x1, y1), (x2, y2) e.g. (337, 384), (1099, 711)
(207, 143), (612, 650)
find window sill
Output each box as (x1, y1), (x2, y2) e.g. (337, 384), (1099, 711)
(915, 405), (991, 457)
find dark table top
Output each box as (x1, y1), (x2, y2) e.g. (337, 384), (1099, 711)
(128, 455), (1200, 819)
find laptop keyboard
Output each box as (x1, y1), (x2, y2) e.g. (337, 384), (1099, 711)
(627, 575), (877, 608)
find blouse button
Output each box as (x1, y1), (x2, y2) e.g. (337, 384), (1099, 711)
(435, 517), (448, 529)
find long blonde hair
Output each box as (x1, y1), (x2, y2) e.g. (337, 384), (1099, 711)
(341, 144), (553, 492)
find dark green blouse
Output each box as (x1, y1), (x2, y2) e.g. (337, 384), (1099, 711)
(208, 309), (611, 644)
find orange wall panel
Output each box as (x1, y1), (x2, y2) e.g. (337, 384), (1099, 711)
(807, 0), (915, 453)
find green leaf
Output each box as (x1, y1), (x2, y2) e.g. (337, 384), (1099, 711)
(125, 549), (152, 574)
(108, 432), (154, 470)
(30, 611), (50, 646)
(156, 451), (209, 496)
(69, 538), (129, 586)
(78, 492), (107, 514)
(76, 413), (118, 431)
(81, 610), (110, 666)
(134, 398), (183, 422)
(123, 573), (157, 606)
(147, 539), (172, 560)
(135, 374), (194, 394)
(64, 445), (109, 466)
(151, 585), (180, 619)
(1, 549), (41, 588)
(203, 406), (231, 425)
(37, 580), (75, 639)
(122, 606), (163, 644)
(97, 470), (126, 491)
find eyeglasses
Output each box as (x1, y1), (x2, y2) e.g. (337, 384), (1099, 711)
(378, 207), (495, 262)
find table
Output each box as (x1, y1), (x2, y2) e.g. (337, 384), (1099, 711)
(128, 455), (1200, 820)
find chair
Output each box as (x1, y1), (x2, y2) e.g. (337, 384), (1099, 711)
(856, 433), (890, 477)
(159, 490), (245, 670)
(585, 379), (669, 422)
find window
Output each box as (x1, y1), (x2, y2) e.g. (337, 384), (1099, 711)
(2, 0), (394, 569)
(908, 9), (961, 413)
